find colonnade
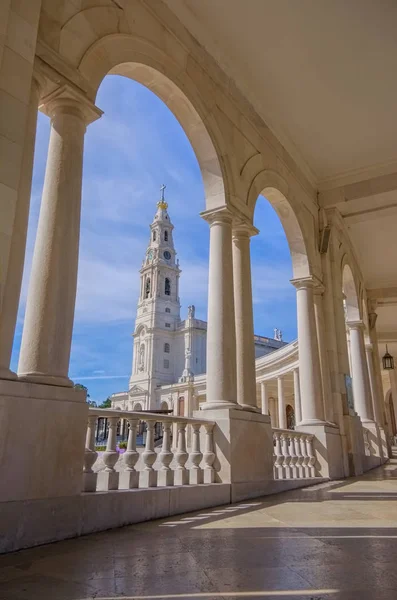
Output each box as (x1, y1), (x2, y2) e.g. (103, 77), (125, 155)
(0, 80), (388, 464)
(259, 370), (301, 429)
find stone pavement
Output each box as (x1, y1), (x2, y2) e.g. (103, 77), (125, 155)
(1, 458), (397, 600)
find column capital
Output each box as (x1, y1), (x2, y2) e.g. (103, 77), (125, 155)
(368, 310), (378, 330)
(200, 206), (234, 226)
(347, 319), (365, 331)
(39, 84), (103, 125)
(290, 275), (323, 291)
(365, 343), (374, 353)
(232, 218), (259, 239)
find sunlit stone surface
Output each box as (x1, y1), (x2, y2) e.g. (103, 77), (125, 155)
(1, 458), (397, 599)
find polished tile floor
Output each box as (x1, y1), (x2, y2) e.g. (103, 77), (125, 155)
(1, 459), (397, 600)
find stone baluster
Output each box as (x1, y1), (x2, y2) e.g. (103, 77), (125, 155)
(120, 417), (139, 489)
(289, 433), (299, 478)
(140, 421), (157, 488)
(306, 435), (317, 477)
(301, 435), (310, 478)
(280, 433), (292, 479)
(203, 423), (216, 483)
(274, 431), (284, 479)
(189, 423), (203, 484)
(83, 415), (98, 492)
(158, 422), (174, 487)
(294, 435), (304, 478)
(98, 416), (119, 491)
(174, 422), (189, 485)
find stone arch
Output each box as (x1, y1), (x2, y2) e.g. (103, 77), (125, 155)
(245, 168), (311, 279)
(160, 400), (169, 411)
(133, 402), (142, 412)
(342, 261), (361, 322)
(74, 34), (229, 211)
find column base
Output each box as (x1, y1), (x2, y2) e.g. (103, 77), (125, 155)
(200, 401), (242, 411)
(362, 421), (386, 469)
(297, 423), (344, 478)
(0, 367), (17, 381)
(194, 408), (274, 502)
(0, 379), (88, 502)
(17, 372), (74, 387)
(239, 403), (261, 413)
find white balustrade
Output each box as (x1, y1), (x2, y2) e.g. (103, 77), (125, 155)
(203, 423), (216, 483)
(273, 429), (318, 480)
(120, 417), (139, 489)
(98, 416), (119, 491)
(158, 422), (173, 487)
(189, 423), (203, 484)
(83, 409), (216, 492)
(174, 422), (189, 485)
(140, 420), (157, 488)
(83, 416), (98, 492)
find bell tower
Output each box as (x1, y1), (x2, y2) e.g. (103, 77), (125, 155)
(129, 186), (181, 408)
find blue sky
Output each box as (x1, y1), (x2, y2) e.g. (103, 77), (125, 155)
(10, 75), (297, 404)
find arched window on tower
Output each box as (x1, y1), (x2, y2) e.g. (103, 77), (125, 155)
(164, 230), (168, 242)
(152, 230), (156, 241)
(165, 277), (171, 296)
(145, 277), (151, 298)
(164, 343), (170, 353)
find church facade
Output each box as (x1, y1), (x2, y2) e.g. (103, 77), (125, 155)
(111, 194), (286, 415)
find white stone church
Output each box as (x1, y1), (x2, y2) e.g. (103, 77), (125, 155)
(111, 193), (286, 415)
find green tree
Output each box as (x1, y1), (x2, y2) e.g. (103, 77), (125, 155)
(99, 396), (112, 408)
(74, 383), (97, 406)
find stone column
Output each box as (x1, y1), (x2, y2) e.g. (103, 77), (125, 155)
(366, 343), (383, 426)
(18, 86), (102, 386)
(368, 305), (386, 427)
(200, 208), (238, 409)
(291, 277), (325, 424)
(278, 377), (287, 429)
(0, 74), (43, 380)
(232, 221), (259, 411)
(347, 321), (374, 423)
(313, 284), (335, 423)
(260, 381), (269, 415)
(293, 368), (302, 425)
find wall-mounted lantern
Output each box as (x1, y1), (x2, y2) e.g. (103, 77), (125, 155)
(382, 345), (395, 370)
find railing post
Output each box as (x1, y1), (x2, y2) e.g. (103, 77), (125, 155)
(120, 417), (139, 489)
(301, 435), (310, 477)
(306, 435), (317, 477)
(140, 420), (157, 488)
(289, 433), (299, 478)
(98, 416), (119, 490)
(280, 433), (292, 479)
(294, 434), (304, 478)
(174, 422), (189, 485)
(203, 423), (216, 483)
(189, 423), (203, 484)
(83, 415), (98, 492)
(158, 422), (174, 487)
(274, 431), (284, 480)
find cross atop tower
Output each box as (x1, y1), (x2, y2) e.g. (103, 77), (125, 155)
(158, 184), (168, 209)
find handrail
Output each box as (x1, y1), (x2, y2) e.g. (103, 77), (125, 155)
(272, 427), (313, 438)
(88, 407), (215, 426)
